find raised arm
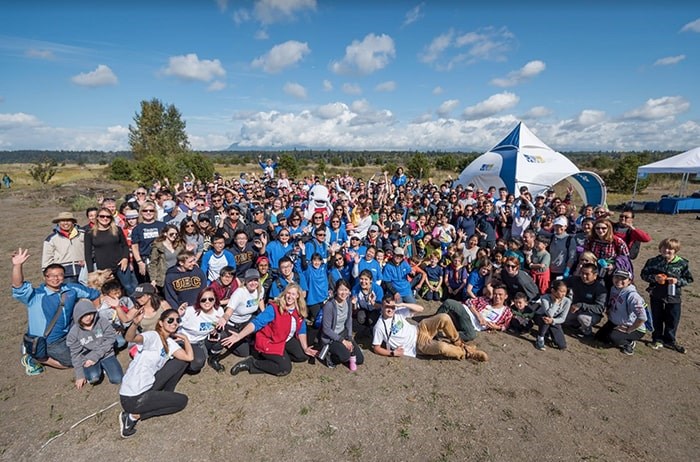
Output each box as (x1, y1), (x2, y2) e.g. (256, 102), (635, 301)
(11, 247), (30, 288)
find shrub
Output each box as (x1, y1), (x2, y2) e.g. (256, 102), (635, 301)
(29, 158), (58, 184)
(406, 153), (431, 179)
(109, 157), (134, 181)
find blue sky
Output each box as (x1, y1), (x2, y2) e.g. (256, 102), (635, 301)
(0, 0), (698, 152)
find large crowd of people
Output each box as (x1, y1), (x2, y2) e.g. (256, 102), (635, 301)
(11, 160), (694, 438)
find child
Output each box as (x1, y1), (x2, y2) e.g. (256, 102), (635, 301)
(508, 292), (535, 335)
(534, 280), (571, 351)
(98, 279), (136, 349)
(408, 255), (427, 296)
(504, 237), (525, 267)
(529, 236), (551, 295)
(640, 238), (694, 353)
(466, 258), (493, 300)
(209, 265), (238, 309)
(66, 299), (123, 389)
(490, 249), (505, 272)
(422, 252), (444, 301)
(444, 255), (468, 301)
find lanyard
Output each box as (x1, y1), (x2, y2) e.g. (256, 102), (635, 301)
(383, 315), (395, 343)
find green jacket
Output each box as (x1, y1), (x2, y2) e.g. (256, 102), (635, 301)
(640, 255), (693, 303)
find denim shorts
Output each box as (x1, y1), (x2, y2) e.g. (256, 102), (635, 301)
(47, 337), (72, 367)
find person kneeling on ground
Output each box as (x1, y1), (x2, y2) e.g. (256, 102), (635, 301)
(595, 270), (649, 356)
(534, 280), (571, 351)
(372, 295), (487, 362)
(318, 280), (364, 370)
(118, 309), (194, 438)
(67, 299), (123, 390)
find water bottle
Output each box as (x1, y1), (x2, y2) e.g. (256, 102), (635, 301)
(349, 355), (357, 372)
(668, 283), (677, 297)
(317, 343), (330, 361)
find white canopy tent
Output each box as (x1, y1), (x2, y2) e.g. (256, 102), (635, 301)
(455, 122), (607, 205)
(633, 147), (700, 200)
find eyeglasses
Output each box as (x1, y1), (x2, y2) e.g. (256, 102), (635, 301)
(316, 233), (326, 237)
(505, 264), (518, 269)
(313, 216), (323, 220)
(165, 317), (181, 325)
(142, 209), (155, 213)
(199, 297), (216, 303)
(98, 214), (112, 219)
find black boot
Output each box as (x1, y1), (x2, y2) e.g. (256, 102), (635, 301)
(230, 358), (251, 376)
(208, 354), (224, 373)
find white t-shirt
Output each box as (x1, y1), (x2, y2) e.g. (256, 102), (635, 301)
(179, 305), (224, 343)
(372, 308), (417, 358)
(466, 304), (507, 332)
(206, 253), (230, 282)
(120, 331), (181, 397)
(226, 287), (264, 325)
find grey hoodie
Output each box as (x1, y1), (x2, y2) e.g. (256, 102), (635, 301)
(66, 299), (117, 380)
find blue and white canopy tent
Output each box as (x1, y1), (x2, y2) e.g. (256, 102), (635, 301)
(455, 122), (607, 206)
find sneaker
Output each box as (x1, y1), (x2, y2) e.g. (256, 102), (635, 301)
(535, 337), (546, 351)
(622, 341), (636, 356)
(650, 341), (663, 350)
(119, 411), (137, 438)
(20, 354), (44, 376)
(665, 343), (687, 354)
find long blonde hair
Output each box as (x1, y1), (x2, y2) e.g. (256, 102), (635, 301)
(92, 207), (118, 237)
(274, 283), (307, 318)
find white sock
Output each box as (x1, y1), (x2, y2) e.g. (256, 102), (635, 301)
(128, 414), (139, 422)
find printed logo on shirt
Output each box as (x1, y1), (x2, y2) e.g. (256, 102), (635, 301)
(143, 229), (160, 240)
(173, 276), (203, 292)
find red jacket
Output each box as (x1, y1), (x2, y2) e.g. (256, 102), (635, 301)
(254, 303), (305, 356)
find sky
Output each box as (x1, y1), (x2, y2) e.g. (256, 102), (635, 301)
(0, 0), (699, 153)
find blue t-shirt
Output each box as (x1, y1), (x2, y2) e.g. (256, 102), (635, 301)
(131, 221), (166, 259)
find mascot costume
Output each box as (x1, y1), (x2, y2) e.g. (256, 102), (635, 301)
(304, 185), (333, 221)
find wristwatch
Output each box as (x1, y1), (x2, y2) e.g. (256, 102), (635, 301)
(390, 350), (395, 357)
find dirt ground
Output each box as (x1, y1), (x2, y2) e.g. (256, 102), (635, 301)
(0, 186), (698, 462)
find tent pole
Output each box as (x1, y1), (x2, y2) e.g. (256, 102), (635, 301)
(678, 173), (686, 197)
(631, 174), (640, 206)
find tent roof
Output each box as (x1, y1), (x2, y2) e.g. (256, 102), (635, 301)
(637, 147), (700, 174)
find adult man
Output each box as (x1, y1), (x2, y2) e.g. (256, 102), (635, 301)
(12, 248), (100, 375)
(382, 247), (415, 303)
(41, 212), (85, 284)
(612, 208), (652, 260)
(372, 296), (487, 361)
(437, 285), (513, 341)
(566, 263), (607, 337)
(163, 251), (206, 309)
(221, 205), (246, 248)
(163, 200), (186, 227)
(230, 228), (266, 276)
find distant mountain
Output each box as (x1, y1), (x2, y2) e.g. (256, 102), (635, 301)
(226, 142), (312, 152)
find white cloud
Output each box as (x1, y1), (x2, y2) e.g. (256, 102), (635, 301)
(253, 0), (317, 25)
(623, 96), (690, 120)
(71, 64), (118, 87)
(163, 54), (225, 81)
(216, 0), (228, 12)
(233, 9), (250, 24)
(491, 60), (546, 87)
(26, 48), (54, 59)
(331, 33), (396, 75)
(680, 18), (700, 33)
(251, 40), (310, 73)
(322, 79), (333, 91)
(315, 102), (348, 119)
(350, 99), (370, 113)
(654, 55), (686, 66)
(283, 82), (307, 99)
(436, 99), (460, 117)
(0, 112), (41, 128)
(432, 86), (444, 95)
(342, 83), (362, 95)
(375, 81), (396, 92)
(254, 29), (269, 40)
(421, 26), (516, 70)
(463, 92), (519, 120)
(522, 106), (552, 119)
(402, 3), (425, 27)
(207, 80), (226, 92)
(577, 109), (606, 127)
(420, 30), (453, 64)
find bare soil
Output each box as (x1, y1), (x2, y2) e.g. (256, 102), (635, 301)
(0, 185), (698, 462)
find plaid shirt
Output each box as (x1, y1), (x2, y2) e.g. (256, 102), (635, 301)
(585, 236), (629, 261)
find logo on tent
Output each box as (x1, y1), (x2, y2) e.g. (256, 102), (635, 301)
(480, 163), (495, 171)
(523, 154), (545, 164)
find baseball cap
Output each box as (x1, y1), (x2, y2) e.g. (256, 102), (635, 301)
(244, 269), (260, 282)
(131, 283), (156, 297)
(393, 247), (405, 256)
(553, 217), (568, 227)
(163, 200), (176, 213)
(613, 269), (632, 280)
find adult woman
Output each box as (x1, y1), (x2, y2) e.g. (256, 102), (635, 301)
(327, 215), (348, 247)
(131, 283), (172, 334)
(179, 218), (204, 261)
(118, 309), (193, 438)
(148, 225), (186, 291)
(216, 269), (265, 360)
(197, 215), (215, 255)
(131, 201), (165, 284)
(84, 207), (133, 293)
(177, 287), (224, 373)
(585, 218), (629, 285)
(224, 283), (316, 377)
(330, 251), (352, 287)
(318, 280), (364, 369)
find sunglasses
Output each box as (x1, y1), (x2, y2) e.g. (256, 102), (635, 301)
(98, 215), (112, 219)
(136, 192), (146, 196)
(142, 209), (155, 213)
(505, 264), (518, 269)
(199, 297), (216, 303)
(165, 317), (182, 325)
(167, 233), (179, 237)
(595, 226), (608, 230)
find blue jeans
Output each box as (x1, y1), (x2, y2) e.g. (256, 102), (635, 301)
(116, 267), (138, 296)
(400, 293), (417, 304)
(84, 355), (124, 384)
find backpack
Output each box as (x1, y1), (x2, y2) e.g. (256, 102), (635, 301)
(625, 229), (641, 260)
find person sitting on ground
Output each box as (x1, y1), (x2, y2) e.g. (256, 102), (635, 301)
(12, 248), (100, 376)
(534, 280), (571, 351)
(595, 270), (649, 356)
(508, 292), (536, 335)
(225, 283), (317, 377)
(640, 238), (694, 353)
(565, 263), (607, 337)
(318, 280), (364, 370)
(118, 308), (194, 438)
(42, 212), (85, 284)
(176, 287), (224, 373)
(500, 257), (540, 302)
(372, 295), (488, 362)
(351, 269), (384, 328)
(465, 258), (493, 300)
(67, 299), (123, 390)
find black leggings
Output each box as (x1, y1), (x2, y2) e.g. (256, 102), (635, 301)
(249, 337), (308, 376)
(327, 339), (365, 365)
(120, 358), (189, 421)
